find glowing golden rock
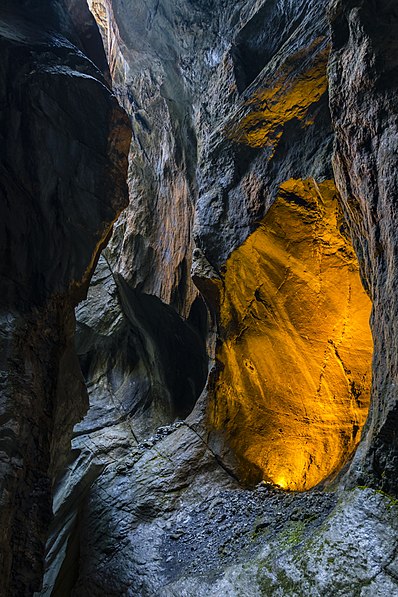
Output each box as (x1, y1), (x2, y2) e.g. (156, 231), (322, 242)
(209, 179), (372, 491)
(227, 44), (328, 151)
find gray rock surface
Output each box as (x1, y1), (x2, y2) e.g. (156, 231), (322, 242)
(40, 0), (398, 594)
(0, 1), (130, 594)
(2, 0), (398, 594)
(161, 488), (398, 597)
(75, 255), (207, 441)
(329, 0), (398, 494)
(46, 417), (398, 596)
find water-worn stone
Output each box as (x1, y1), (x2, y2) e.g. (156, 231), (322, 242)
(4, 0), (398, 594)
(328, 0), (398, 496)
(0, 2), (130, 593)
(40, 0), (398, 594)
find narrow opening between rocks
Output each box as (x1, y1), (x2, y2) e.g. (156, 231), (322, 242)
(209, 179), (373, 491)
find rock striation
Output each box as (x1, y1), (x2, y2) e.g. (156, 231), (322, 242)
(1, 0), (398, 595)
(329, 0), (398, 496)
(210, 178), (372, 490)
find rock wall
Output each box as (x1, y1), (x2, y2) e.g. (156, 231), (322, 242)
(209, 179), (373, 490)
(329, 0), (398, 495)
(0, 1), (130, 594)
(37, 1), (398, 595)
(88, 0), (200, 317)
(2, 0), (398, 594)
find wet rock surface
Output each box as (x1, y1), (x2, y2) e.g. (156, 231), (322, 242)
(2, 0), (398, 594)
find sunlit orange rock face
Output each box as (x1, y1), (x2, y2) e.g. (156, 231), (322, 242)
(227, 42), (329, 152)
(209, 179), (373, 491)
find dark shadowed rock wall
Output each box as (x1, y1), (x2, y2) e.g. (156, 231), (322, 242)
(36, 0), (398, 595)
(2, 0), (398, 595)
(0, 1), (130, 594)
(329, 0), (398, 495)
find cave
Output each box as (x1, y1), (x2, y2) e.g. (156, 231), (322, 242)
(209, 179), (373, 490)
(1, 0), (398, 595)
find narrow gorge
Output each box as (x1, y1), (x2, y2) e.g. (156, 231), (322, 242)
(0, 0), (397, 595)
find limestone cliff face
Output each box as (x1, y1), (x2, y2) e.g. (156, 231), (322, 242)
(0, 1), (130, 594)
(2, 0), (398, 595)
